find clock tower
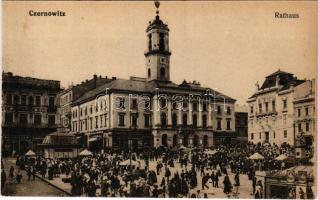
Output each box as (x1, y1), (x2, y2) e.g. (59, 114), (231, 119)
(145, 1), (171, 82)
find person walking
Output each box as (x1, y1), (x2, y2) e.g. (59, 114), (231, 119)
(252, 176), (257, 194)
(1, 169), (6, 191)
(223, 175), (232, 194)
(211, 171), (215, 187)
(234, 172), (240, 186)
(201, 173), (209, 190)
(16, 169), (22, 184)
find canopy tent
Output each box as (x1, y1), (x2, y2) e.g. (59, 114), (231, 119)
(119, 159), (139, 166)
(79, 149), (93, 156)
(25, 150), (36, 157)
(249, 152), (264, 160)
(179, 146), (191, 152)
(275, 154), (288, 161)
(205, 150), (217, 155)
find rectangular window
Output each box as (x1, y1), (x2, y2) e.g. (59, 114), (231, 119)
(48, 115), (55, 126)
(100, 115), (103, 127)
(284, 130), (287, 138)
(227, 107), (231, 115)
(298, 123), (302, 132)
(6, 94), (12, 105)
(116, 97), (125, 109)
(305, 107), (309, 116)
(283, 99), (287, 109)
(259, 132), (261, 139)
(203, 103), (207, 111)
(145, 100), (151, 110)
(298, 108), (301, 117)
(306, 122), (309, 132)
(119, 114), (125, 126)
(95, 116), (98, 129)
(144, 114), (150, 128)
(19, 114), (28, 127)
(14, 95), (20, 105)
(36, 96), (41, 106)
(217, 118), (222, 130)
(265, 102), (268, 113)
(5, 113), (13, 125)
(131, 114), (138, 127)
(217, 106), (221, 115)
(273, 131), (276, 138)
(259, 104), (262, 114)
(49, 97), (54, 107)
(251, 133), (254, 140)
(104, 114), (107, 127)
(131, 99), (138, 110)
(90, 117), (93, 129)
(272, 101), (276, 112)
(226, 119), (231, 130)
(250, 106), (254, 114)
(34, 114), (41, 126)
(21, 95), (26, 105)
(192, 103), (198, 111)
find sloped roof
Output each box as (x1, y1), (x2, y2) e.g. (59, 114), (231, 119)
(72, 78), (236, 105)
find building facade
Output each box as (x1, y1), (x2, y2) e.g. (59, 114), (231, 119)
(247, 70), (315, 146)
(234, 105), (248, 142)
(57, 74), (112, 132)
(69, 7), (236, 150)
(293, 79), (315, 158)
(2, 72), (61, 155)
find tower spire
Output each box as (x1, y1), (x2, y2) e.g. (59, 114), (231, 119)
(154, 0), (160, 16)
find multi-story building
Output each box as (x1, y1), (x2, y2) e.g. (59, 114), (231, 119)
(234, 105), (248, 142)
(247, 70), (315, 146)
(57, 74), (112, 132)
(2, 72), (61, 155)
(293, 79), (315, 158)
(70, 5), (236, 151)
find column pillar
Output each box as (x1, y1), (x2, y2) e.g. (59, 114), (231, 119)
(208, 103), (212, 128)
(177, 103), (182, 125)
(153, 96), (159, 127)
(167, 99), (172, 126)
(198, 101), (202, 127)
(188, 101), (193, 125)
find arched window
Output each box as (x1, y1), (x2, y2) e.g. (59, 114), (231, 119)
(148, 68), (151, 78)
(160, 67), (165, 79)
(182, 113), (187, 127)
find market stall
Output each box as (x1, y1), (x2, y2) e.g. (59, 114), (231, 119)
(264, 165), (315, 199)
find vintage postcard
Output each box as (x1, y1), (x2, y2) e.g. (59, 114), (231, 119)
(1, 0), (317, 198)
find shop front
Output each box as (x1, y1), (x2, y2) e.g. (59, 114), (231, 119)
(265, 165), (315, 199)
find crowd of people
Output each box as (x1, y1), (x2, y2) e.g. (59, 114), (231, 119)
(3, 142), (312, 198)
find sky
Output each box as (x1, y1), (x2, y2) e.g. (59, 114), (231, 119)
(3, 1), (317, 105)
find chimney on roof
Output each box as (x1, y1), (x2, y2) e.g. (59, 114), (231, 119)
(7, 72), (13, 76)
(275, 75), (280, 88)
(86, 79), (88, 83)
(112, 77), (116, 80)
(93, 74), (97, 79)
(105, 76), (108, 79)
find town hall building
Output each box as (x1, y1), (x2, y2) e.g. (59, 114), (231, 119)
(69, 2), (236, 150)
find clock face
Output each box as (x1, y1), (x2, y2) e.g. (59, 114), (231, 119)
(160, 57), (166, 64)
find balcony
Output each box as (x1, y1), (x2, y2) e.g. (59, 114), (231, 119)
(256, 111), (278, 118)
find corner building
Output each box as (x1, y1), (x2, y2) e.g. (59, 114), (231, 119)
(70, 8), (236, 150)
(247, 70), (315, 146)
